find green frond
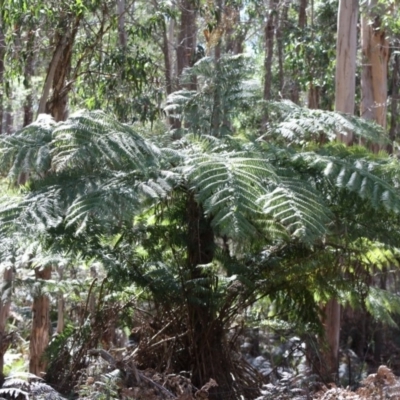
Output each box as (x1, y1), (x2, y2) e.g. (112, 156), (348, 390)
(365, 287), (400, 327)
(65, 173), (172, 232)
(52, 110), (160, 173)
(0, 114), (54, 181)
(264, 100), (389, 146)
(185, 152), (278, 238)
(259, 177), (332, 244)
(354, 239), (400, 271)
(296, 146), (400, 213)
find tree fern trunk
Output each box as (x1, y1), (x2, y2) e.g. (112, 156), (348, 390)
(322, 298), (341, 380)
(29, 266), (52, 376)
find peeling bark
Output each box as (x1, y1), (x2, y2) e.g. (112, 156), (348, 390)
(360, 3), (390, 129)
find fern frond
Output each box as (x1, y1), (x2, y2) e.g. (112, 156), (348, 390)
(0, 114), (54, 181)
(293, 145), (400, 213)
(166, 54), (255, 138)
(52, 110), (160, 173)
(259, 177), (332, 244)
(185, 152), (278, 238)
(365, 287), (400, 327)
(264, 100), (388, 146)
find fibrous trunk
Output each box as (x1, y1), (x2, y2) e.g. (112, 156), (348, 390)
(29, 266), (52, 376)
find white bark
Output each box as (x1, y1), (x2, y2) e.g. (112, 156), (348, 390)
(326, 0), (358, 379)
(334, 0), (358, 144)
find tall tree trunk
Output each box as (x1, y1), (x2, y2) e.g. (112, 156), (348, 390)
(0, 19), (5, 135)
(23, 29), (36, 127)
(4, 91), (13, 134)
(290, 0), (307, 104)
(298, 0), (308, 29)
(168, 15), (176, 88)
(263, 0), (276, 101)
(308, 82), (320, 109)
(176, 0), (196, 79)
(162, 20), (173, 95)
(335, 0), (358, 143)
(224, 2), (246, 55)
(29, 266), (52, 376)
(0, 267), (13, 384)
(38, 16), (81, 122)
(360, 1), (390, 129)
(389, 53), (400, 152)
(321, 0), (359, 382)
(116, 0), (127, 49)
(276, 3), (288, 94)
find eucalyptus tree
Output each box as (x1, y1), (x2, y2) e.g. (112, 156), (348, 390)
(2, 55), (400, 397)
(360, 0), (390, 128)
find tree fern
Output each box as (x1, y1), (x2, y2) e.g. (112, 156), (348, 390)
(0, 114), (54, 181)
(165, 54), (256, 138)
(263, 100), (389, 146)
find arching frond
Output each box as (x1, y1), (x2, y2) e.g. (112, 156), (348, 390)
(264, 100), (388, 146)
(296, 145), (400, 213)
(259, 177), (332, 244)
(52, 110), (160, 173)
(0, 114), (55, 181)
(185, 152), (278, 238)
